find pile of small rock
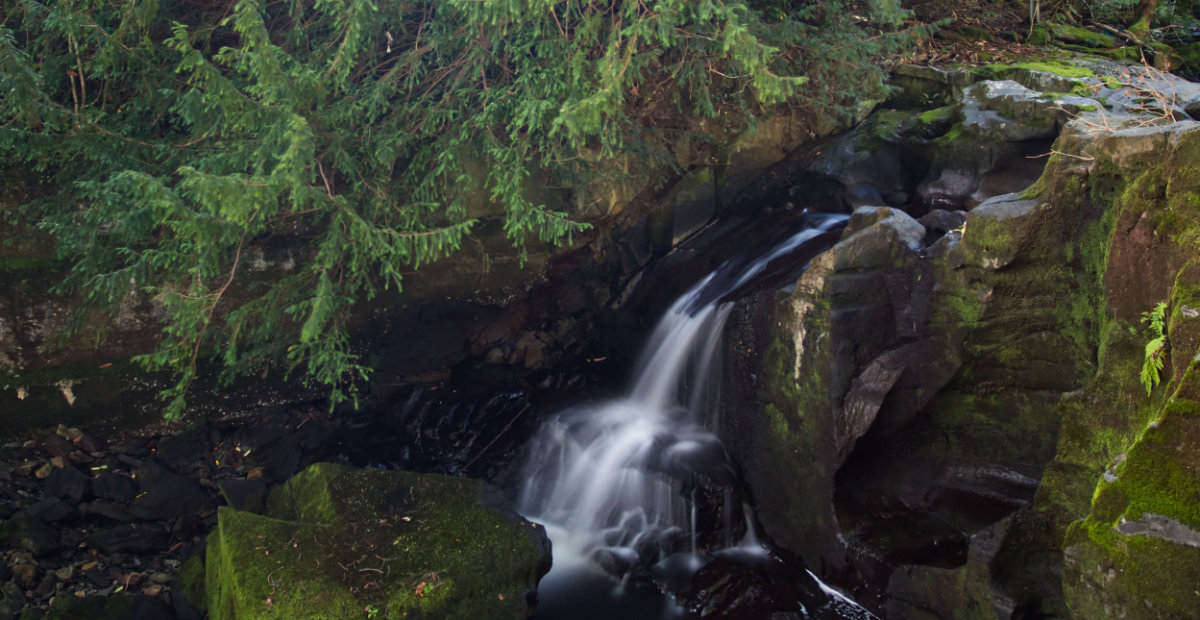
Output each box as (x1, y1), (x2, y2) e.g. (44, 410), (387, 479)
(0, 407), (340, 619)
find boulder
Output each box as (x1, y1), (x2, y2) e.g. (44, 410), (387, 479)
(1062, 361), (1200, 618)
(1, 517), (61, 556)
(42, 594), (175, 620)
(129, 458), (208, 521)
(960, 192), (1046, 270)
(205, 463), (550, 620)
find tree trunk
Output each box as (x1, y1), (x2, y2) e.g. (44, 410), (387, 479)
(1134, 0), (1159, 28)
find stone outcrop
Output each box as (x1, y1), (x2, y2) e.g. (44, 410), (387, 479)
(204, 462), (551, 620)
(724, 60), (1200, 618)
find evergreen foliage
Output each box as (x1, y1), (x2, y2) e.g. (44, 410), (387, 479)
(0, 0), (921, 417)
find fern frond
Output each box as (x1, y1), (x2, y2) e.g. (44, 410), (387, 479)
(1140, 301), (1169, 396)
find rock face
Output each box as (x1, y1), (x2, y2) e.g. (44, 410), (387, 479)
(723, 61), (1200, 619)
(204, 462), (551, 620)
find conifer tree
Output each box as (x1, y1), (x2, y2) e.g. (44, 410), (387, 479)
(0, 0), (921, 416)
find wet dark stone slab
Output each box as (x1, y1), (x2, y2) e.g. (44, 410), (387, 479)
(44, 465), (89, 502)
(217, 478), (267, 513)
(1, 517), (61, 556)
(87, 523), (169, 554)
(91, 472), (138, 503)
(129, 458), (207, 521)
(23, 497), (77, 524)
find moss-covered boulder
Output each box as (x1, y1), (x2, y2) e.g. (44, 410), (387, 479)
(205, 463), (550, 620)
(1057, 262), (1200, 618)
(727, 61), (1200, 619)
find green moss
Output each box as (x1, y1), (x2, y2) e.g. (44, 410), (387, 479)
(1026, 24), (1051, 46)
(179, 554), (208, 612)
(917, 105), (957, 124)
(207, 463), (543, 620)
(1048, 24), (1116, 49)
(1093, 398), (1200, 528)
(934, 122), (966, 146)
(1064, 515), (1200, 617)
(973, 61), (1095, 81)
(959, 26), (993, 42)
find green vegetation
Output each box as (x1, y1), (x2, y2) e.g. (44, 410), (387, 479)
(207, 463), (545, 619)
(0, 0), (922, 417)
(1140, 300), (1168, 395)
(973, 61), (1095, 81)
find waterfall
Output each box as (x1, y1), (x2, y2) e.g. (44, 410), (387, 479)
(518, 213), (849, 582)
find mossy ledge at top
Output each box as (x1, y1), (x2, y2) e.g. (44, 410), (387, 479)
(206, 463), (550, 620)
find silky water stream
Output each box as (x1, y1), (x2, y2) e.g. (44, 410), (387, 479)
(518, 213), (877, 619)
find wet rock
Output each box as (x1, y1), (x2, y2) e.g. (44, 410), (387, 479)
(33, 572), (56, 598)
(889, 64), (974, 108)
(961, 80), (1064, 142)
(917, 209), (966, 245)
(83, 563), (109, 588)
(42, 594), (175, 620)
(679, 551), (870, 620)
(33, 463), (53, 480)
(217, 479), (267, 514)
(115, 454), (144, 469)
(91, 473), (137, 503)
(172, 514), (203, 540)
(154, 430), (210, 478)
(43, 465), (88, 503)
(170, 580), (204, 620)
(42, 435), (73, 460)
(484, 347), (506, 364)
(74, 433), (104, 454)
(831, 207), (924, 271)
(84, 501), (135, 523)
(231, 417), (310, 484)
(12, 563), (37, 590)
(54, 425), (83, 442)
(129, 458), (207, 521)
(961, 192), (1045, 270)
(87, 524), (169, 554)
(2, 517), (61, 556)
(23, 498), (76, 524)
(108, 439), (149, 457)
(0, 580), (21, 619)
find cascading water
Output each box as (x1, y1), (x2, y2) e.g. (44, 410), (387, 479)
(519, 212), (874, 619)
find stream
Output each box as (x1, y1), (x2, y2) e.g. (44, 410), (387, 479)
(517, 213), (876, 619)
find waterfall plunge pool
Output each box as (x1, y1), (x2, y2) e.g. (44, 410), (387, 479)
(516, 213), (878, 619)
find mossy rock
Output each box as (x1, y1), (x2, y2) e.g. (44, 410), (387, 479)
(1048, 24), (1116, 49)
(206, 463), (550, 620)
(960, 193), (1046, 270)
(42, 594), (174, 619)
(1062, 396), (1200, 617)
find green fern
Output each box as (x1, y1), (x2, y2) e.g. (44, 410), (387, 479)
(1140, 301), (1168, 395)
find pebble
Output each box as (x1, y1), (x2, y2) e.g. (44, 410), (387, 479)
(12, 563), (38, 589)
(116, 454), (145, 468)
(34, 572), (57, 598)
(56, 425), (84, 441)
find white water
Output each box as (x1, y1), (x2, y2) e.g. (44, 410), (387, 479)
(519, 214), (849, 575)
